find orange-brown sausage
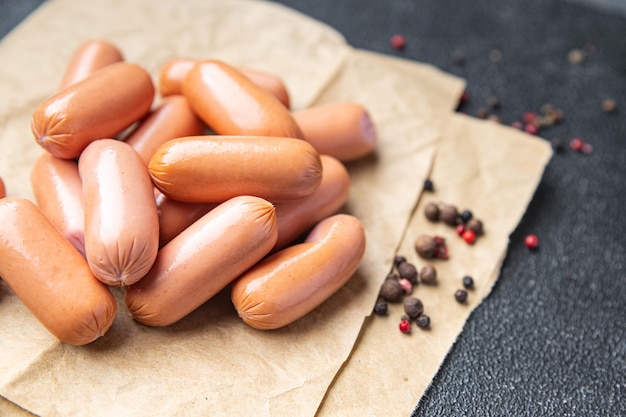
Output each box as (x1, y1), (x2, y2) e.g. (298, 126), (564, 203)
(159, 57), (291, 108)
(293, 102), (378, 162)
(79, 139), (159, 286)
(273, 155), (350, 251)
(231, 213), (366, 330)
(155, 190), (217, 247)
(0, 197), (116, 345)
(30, 152), (85, 256)
(31, 62), (154, 159)
(58, 39), (124, 90)
(149, 135), (322, 203)
(125, 195), (278, 327)
(182, 60), (302, 138)
(0, 176), (5, 198)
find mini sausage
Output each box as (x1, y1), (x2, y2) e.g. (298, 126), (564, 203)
(125, 195), (278, 327)
(0, 176), (5, 198)
(231, 213), (366, 330)
(0, 197), (116, 345)
(159, 57), (291, 108)
(182, 60), (302, 138)
(149, 135), (322, 203)
(124, 95), (205, 164)
(31, 62), (154, 159)
(155, 190), (217, 246)
(58, 39), (124, 90)
(293, 102), (378, 162)
(273, 155), (350, 251)
(79, 139), (159, 286)
(30, 152), (85, 256)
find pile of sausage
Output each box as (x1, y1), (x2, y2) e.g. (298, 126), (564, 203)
(0, 39), (376, 345)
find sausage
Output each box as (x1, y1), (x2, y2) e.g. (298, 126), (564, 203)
(158, 57), (291, 108)
(31, 62), (154, 159)
(293, 102), (378, 162)
(79, 139), (159, 286)
(125, 195), (278, 327)
(30, 152), (85, 256)
(0, 197), (116, 345)
(0, 176), (5, 198)
(273, 155), (350, 251)
(182, 60), (302, 138)
(124, 95), (205, 164)
(149, 135), (322, 203)
(58, 39), (124, 90)
(155, 190), (217, 246)
(231, 213), (366, 330)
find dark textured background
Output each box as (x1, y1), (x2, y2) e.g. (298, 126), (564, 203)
(1, 1), (625, 416)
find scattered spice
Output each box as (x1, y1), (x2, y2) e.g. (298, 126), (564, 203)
(398, 261), (419, 285)
(462, 229), (476, 244)
(399, 319), (411, 334)
(524, 123), (539, 135)
(466, 218), (484, 235)
(570, 138), (584, 152)
(486, 95), (500, 109)
(459, 209), (473, 224)
(380, 279), (404, 302)
(420, 265), (437, 285)
(390, 34), (406, 50)
(394, 255), (407, 267)
(415, 235), (449, 259)
(567, 48), (585, 64)
(423, 178), (434, 192)
(415, 315), (430, 329)
(601, 98), (617, 113)
(398, 278), (413, 294)
(581, 142), (593, 155)
(477, 107), (489, 119)
(404, 297), (424, 319)
(524, 234), (539, 250)
(462, 275), (474, 289)
(373, 300), (388, 316)
(440, 204), (458, 226)
(456, 224), (466, 237)
(454, 289), (468, 303)
(550, 137), (565, 153)
(424, 202), (440, 221)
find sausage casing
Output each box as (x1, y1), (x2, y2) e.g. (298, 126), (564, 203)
(58, 39), (124, 90)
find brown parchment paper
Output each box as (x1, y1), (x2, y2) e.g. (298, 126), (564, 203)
(317, 113), (553, 417)
(0, 1), (467, 416)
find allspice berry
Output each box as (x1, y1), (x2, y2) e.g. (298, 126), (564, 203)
(398, 261), (419, 285)
(415, 235), (437, 259)
(420, 265), (437, 285)
(373, 300), (388, 316)
(466, 218), (484, 235)
(380, 279), (404, 303)
(424, 202), (440, 222)
(403, 297), (424, 319)
(440, 204), (458, 226)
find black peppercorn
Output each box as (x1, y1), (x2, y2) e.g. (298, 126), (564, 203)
(415, 235), (437, 259)
(380, 279), (404, 303)
(454, 289), (468, 303)
(386, 272), (399, 281)
(416, 314), (430, 329)
(462, 275), (474, 289)
(440, 205), (458, 226)
(424, 202), (440, 222)
(403, 297), (424, 319)
(373, 300), (388, 316)
(551, 137), (565, 153)
(394, 255), (407, 267)
(423, 178), (434, 192)
(398, 262), (418, 285)
(420, 265), (437, 285)
(459, 209), (473, 224)
(487, 95), (500, 109)
(466, 218), (484, 235)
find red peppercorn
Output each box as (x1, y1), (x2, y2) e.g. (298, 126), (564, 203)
(524, 123), (539, 135)
(390, 34), (406, 50)
(462, 230), (476, 244)
(522, 112), (538, 124)
(456, 224), (466, 237)
(525, 234), (539, 250)
(399, 319), (411, 334)
(570, 138), (584, 152)
(459, 91), (469, 104)
(581, 142), (593, 154)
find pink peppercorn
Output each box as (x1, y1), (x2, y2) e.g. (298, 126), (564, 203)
(456, 224), (466, 237)
(524, 124), (539, 135)
(581, 142), (593, 154)
(399, 319), (411, 334)
(398, 278), (413, 294)
(522, 112), (538, 124)
(390, 34), (406, 50)
(570, 138), (584, 152)
(525, 234), (539, 250)
(462, 230), (476, 244)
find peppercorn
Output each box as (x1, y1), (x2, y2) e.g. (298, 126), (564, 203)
(424, 202), (440, 222)
(398, 261), (419, 285)
(525, 234), (539, 250)
(433, 235), (449, 260)
(601, 98), (617, 113)
(399, 319), (411, 334)
(398, 278), (413, 294)
(414, 235), (437, 259)
(466, 218), (484, 235)
(486, 95), (500, 109)
(440, 205), (458, 226)
(459, 209), (473, 224)
(462, 275), (474, 289)
(394, 255), (407, 267)
(477, 108), (489, 119)
(404, 297), (424, 319)
(390, 34), (406, 50)
(415, 314), (430, 329)
(581, 143), (593, 155)
(380, 279), (404, 302)
(420, 265), (437, 285)
(373, 300), (388, 316)
(454, 289), (468, 303)
(570, 138), (584, 152)
(567, 48), (585, 64)
(550, 137), (565, 153)
(462, 229), (476, 244)
(456, 224), (466, 237)
(386, 272), (399, 281)
(423, 178), (434, 192)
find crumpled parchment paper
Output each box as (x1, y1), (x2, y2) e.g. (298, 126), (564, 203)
(0, 0), (551, 416)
